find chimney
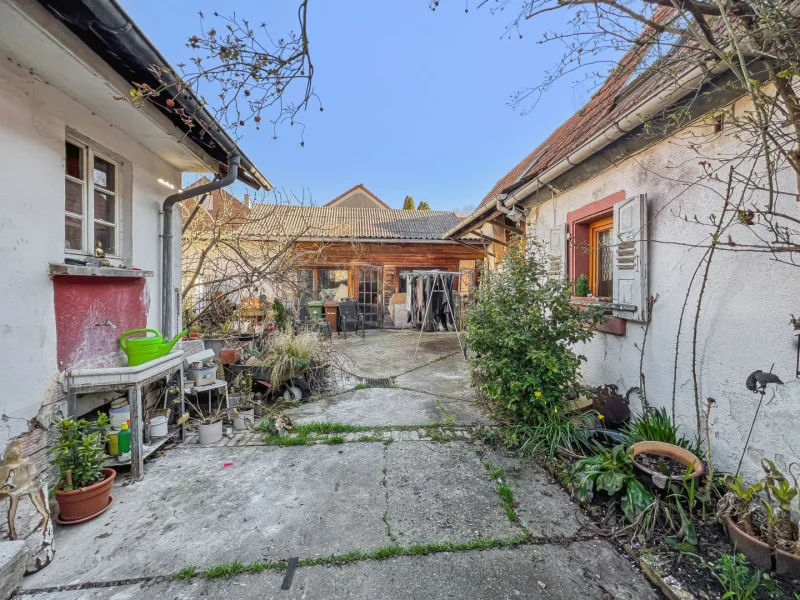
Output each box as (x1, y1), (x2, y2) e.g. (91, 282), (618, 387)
(244, 191), (252, 209)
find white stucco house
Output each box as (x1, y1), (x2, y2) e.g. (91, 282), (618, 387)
(447, 38), (800, 480)
(0, 0), (270, 470)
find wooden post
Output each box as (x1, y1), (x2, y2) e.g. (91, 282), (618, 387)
(178, 365), (186, 440)
(128, 386), (144, 481)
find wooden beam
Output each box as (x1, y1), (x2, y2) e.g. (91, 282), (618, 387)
(451, 237), (495, 258)
(489, 219), (525, 236)
(470, 230), (508, 247)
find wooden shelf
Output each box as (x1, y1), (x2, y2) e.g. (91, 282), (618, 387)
(49, 263), (153, 278)
(105, 425), (180, 467)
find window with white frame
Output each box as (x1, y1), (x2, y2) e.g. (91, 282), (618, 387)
(64, 139), (119, 255)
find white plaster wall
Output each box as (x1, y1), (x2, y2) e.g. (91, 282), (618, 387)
(525, 103), (800, 481)
(0, 57), (181, 452)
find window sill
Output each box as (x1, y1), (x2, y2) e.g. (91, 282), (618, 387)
(570, 298), (627, 336)
(49, 263), (153, 278)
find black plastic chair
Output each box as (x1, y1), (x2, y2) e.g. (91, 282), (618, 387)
(338, 299), (365, 339)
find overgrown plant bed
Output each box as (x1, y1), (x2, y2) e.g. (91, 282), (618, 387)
(631, 523), (800, 600)
(536, 454), (800, 599)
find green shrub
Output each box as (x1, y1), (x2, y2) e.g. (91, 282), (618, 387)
(465, 239), (602, 424)
(49, 414), (110, 490)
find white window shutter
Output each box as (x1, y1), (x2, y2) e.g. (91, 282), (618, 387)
(548, 224), (568, 279)
(612, 194), (648, 321)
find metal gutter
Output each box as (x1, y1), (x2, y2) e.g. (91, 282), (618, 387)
(162, 155), (240, 337)
(58, 0), (272, 191)
(444, 60), (727, 239)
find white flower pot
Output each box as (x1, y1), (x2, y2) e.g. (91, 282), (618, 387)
(198, 420), (223, 445)
(233, 409), (255, 431)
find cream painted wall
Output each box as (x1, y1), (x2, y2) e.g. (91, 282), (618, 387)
(524, 101), (800, 481)
(0, 56), (181, 452)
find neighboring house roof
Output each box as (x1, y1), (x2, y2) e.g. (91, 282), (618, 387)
(324, 184), (391, 209)
(241, 205), (471, 241)
(448, 9), (723, 238)
(35, 0), (271, 191)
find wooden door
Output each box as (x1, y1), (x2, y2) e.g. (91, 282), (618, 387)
(357, 266), (382, 328)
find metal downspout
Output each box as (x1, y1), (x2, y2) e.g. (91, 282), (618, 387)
(161, 155), (240, 336)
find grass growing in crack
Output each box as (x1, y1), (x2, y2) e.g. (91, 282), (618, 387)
(202, 559), (284, 579)
(359, 435), (384, 443)
(352, 383), (369, 391)
(484, 462), (519, 522)
(204, 561), (246, 579)
(175, 535), (531, 581)
(174, 567), (197, 580)
(294, 422), (369, 436)
(325, 436), (345, 445)
(300, 534), (529, 567)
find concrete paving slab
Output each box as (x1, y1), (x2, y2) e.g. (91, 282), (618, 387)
(385, 442), (520, 545)
(487, 451), (588, 538)
(286, 388), (442, 426)
(394, 353), (473, 400)
(22, 541), (657, 600)
(24, 444), (388, 588)
(333, 331), (461, 378)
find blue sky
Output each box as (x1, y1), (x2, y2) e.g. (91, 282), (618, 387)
(123, 1), (584, 211)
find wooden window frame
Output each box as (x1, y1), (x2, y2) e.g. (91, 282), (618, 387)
(566, 191), (627, 336)
(588, 216), (613, 298)
(65, 138), (120, 257)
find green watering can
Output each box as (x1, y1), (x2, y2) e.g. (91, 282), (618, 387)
(119, 329), (187, 366)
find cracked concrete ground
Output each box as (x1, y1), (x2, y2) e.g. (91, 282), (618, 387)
(20, 330), (658, 599)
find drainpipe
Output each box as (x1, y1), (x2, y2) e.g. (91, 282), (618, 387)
(161, 155), (240, 336)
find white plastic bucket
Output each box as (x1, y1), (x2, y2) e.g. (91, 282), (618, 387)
(109, 401), (130, 429)
(150, 415), (168, 438)
(233, 409), (254, 431)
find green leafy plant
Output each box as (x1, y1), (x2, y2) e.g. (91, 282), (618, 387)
(622, 407), (701, 455)
(466, 239), (603, 425)
(574, 274), (591, 297)
(514, 409), (594, 457)
(49, 414), (110, 490)
(573, 444), (654, 515)
(712, 554), (763, 600)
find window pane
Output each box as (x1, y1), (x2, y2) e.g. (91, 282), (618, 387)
(598, 229), (613, 298)
(94, 222), (116, 255)
(65, 216), (83, 251)
(66, 142), (82, 179)
(94, 189), (116, 223)
(65, 179), (83, 214)
(93, 156), (116, 191)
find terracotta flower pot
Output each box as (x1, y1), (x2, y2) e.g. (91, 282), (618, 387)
(219, 348), (239, 364)
(55, 468), (116, 523)
(726, 517), (800, 577)
(629, 441), (704, 487)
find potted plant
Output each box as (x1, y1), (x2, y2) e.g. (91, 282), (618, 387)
(263, 330), (323, 401)
(719, 460), (800, 577)
(179, 399), (227, 445)
(629, 441), (704, 489)
(49, 414), (115, 523)
(229, 370), (256, 430)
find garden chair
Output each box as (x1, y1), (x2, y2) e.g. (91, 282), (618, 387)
(338, 299), (365, 339)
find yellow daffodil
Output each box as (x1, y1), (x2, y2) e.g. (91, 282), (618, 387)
(554, 408), (559, 414)
(534, 391), (542, 399)
(598, 414), (605, 420)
